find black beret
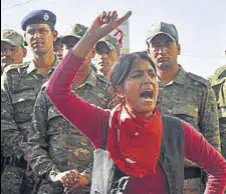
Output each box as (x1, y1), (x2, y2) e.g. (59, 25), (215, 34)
(21, 9), (56, 31)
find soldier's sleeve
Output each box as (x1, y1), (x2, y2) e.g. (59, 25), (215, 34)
(27, 89), (61, 179)
(199, 84), (221, 152)
(209, 71), (226, 158)
(1, 72), (25, 160)
(219, 81), (226, 158)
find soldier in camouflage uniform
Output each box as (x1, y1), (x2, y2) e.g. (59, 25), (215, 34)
(209, 65), (226, 158)
(27, 24), (112, 194)
(1, 10), (58, 194)
(1, 29), (27, 75)
(146, 22), (221, 193)
(94, 35), (120, 79)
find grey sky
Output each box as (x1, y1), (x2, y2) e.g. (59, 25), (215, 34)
(2, 0), (225, 77)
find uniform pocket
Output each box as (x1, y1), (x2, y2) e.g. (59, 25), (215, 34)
(171, 106), (198, 129)
(11, 90), (36, 122)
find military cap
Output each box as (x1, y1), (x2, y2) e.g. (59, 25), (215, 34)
(21, 9), (56, 31)
(146, 22), (179, 44)
(1, 29), (25, 46)
(61, 24), (87, 44)
(95, 35), (120, 54)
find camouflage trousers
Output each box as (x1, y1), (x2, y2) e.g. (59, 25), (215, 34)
(36, 179), (90, 194)
(184, 178), (203, 194)
(1, 165), (33, 194)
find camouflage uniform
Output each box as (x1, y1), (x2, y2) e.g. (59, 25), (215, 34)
(28, 69), (112, 194)
(157, 65), (220, 193)
(209, 65), (226, 158)
(1, 29), (26, 75)
(1, 59), (58, 194)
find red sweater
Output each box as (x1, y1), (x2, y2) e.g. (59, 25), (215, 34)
(46, 51), (226, 193)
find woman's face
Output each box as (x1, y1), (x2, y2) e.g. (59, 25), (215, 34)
(120, 58), (159, 118)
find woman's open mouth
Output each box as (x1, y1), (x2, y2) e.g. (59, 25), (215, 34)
(140, 90), (154, 103)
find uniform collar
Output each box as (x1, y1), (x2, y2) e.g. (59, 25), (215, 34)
(26, 60), (37, 74)
(172, 65), (186, 85)
(26, 57), (59, 75)
(75, 68), (97, 90)
(161, 65), (186, 86)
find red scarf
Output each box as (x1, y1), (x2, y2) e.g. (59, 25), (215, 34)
(107, 104), (163, 178)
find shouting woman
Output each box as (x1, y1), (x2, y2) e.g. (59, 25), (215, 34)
(46, 11), (226, 194)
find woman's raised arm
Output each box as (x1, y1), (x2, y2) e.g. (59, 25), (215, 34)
(46, 11), (131, 148)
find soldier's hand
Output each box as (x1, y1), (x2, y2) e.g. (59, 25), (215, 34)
(59, 170), (88, 193)
(87, 10), (132, 41)
(61, 170), (80, 185)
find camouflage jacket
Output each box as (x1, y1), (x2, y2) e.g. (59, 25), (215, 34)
(157, 65), (221, 167)
(209, 65), (226, 119)
(1, 59), (58, 161)
(28, 69), (112, 181)
(209, 65), (226, 158)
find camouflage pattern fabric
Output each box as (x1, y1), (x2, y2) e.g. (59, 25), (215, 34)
(96, 35), (121, 54)
(209, 65), (226, 158)
(1, 28), (25, 47)
(62, 23), (87, 40)
(1, 59), (58, 194)
(184, 178), (202, 194)
(36, 180), (64, 194)
(157, 65), (221, 193)
(28, 69), (112, 194)
(1, 166), (25, 194)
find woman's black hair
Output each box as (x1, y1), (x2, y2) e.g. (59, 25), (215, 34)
(110, 51), (156, 87)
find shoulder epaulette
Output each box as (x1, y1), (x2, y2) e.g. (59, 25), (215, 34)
(187, 72), (209, 87)
(4, 62), (30, 74)
(4, 64), (19, 72)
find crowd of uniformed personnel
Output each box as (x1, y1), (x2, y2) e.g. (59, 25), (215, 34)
(1, 9), (225, 194)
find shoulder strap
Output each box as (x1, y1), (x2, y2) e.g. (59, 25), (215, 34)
(101, 123), (109, 150)
(101, 106), (118, 150)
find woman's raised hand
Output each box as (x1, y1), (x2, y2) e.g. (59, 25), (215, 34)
(87, 10), (132, 42)
(72, 11), (132, 58)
